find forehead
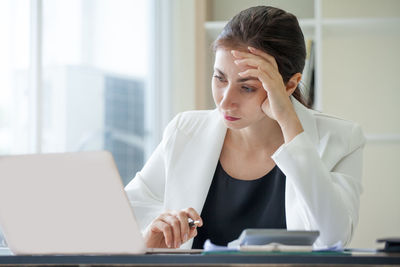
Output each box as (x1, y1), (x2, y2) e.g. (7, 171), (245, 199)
(214, 48), (233, 61)
(214, 48), (246, 75)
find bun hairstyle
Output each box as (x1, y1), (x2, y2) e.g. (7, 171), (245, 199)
(213, 6), (309, 107)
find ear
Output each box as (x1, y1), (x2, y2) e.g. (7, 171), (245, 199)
(285, 73), (302, 96)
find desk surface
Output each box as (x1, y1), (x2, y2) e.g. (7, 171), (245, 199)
(1, 252), (400, 266)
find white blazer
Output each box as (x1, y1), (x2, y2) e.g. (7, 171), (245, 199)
(125, 97), (366, 249)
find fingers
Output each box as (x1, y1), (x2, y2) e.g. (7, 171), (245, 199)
(231, 48), (279, 75)
(233, 48), (285, 95)
(231, 47), (278, 70)
(149, 219), (174, 248)
(248, 46), (279, 69)
(231, 50), (280, 85)
(177, 210), (190, 244)
(151, 208), (202, 248)
(234, 57), (277, 78)
(188, 226), (198, 240)
(177, 207), (203, 244)
(184, 207), (203, 227)
(238, 68), (272, 88)
(234, 57), (264, 70)
(161, 214), (183, 248)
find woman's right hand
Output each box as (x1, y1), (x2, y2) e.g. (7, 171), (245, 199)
(144, 207), (203, 248)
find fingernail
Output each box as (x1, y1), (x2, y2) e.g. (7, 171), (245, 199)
(167, 242), (171, 248)
(248, 46), (255, 51)
(234, 60), (239, 64)
(238, 72), (244, 76)
(184, 234), (188, 241)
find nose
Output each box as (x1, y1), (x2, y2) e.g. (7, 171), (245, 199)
(219, 84), (238, 111)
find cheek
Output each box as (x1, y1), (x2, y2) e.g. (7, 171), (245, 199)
(245, 92), (267, 112)
(212, 82), (222, 104)
(257, 90), (268, 103)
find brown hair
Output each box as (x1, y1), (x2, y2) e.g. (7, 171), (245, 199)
(213, 6), (309, 107)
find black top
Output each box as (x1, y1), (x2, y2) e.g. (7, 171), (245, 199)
(192, 161), (286, 248)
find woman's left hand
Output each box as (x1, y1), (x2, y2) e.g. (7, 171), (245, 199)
(231, 47), (303, 142)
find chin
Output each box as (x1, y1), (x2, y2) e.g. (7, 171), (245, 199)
(222, 120), (248, 130)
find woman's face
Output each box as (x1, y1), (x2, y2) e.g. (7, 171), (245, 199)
(212, 48), (268, 130)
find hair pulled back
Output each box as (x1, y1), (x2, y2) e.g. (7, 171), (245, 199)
(213, 6), (308, 107)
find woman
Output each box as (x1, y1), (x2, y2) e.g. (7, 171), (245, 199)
(125, 6), (365, 249)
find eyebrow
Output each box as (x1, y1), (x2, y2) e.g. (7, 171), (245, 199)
(214, 68), (259, 83)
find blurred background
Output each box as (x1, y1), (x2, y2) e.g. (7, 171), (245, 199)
(0, 0), (399, 249)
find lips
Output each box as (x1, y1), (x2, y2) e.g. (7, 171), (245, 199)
(223, 114), (240, 121)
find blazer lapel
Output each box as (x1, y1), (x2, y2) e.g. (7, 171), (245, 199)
(164, 110), (227, 216)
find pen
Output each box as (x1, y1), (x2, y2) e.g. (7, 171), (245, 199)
(188, 219), (200, 228)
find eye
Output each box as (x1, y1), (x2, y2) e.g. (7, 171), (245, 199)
(213, 75), (226, 83)
(241, 86), (255, 93)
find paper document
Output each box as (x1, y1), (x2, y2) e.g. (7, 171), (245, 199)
(0, 248), (12, 255)
(203, 239), (344, 253)
(240, 243), (313, 252)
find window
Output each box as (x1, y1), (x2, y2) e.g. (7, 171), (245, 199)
(0, 0), (165, 185)
(0, 0), (31, 155)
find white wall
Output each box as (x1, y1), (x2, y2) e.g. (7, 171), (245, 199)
(170, 0), (198, 115)
(321, 0), (400, 248)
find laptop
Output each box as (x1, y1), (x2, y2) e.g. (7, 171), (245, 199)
(0, 151), (147, 255)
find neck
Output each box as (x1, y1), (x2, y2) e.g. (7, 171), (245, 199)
(227, 116), (284, 152)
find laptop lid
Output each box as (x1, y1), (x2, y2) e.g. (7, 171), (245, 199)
(0, 151), (146, 255)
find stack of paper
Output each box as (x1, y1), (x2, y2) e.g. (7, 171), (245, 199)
(204, 229), (322, 253)
(239, 243), (313, 252)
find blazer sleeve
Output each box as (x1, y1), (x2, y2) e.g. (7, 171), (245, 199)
(124, 113), (181, 233)
(271, 123), (365, 248)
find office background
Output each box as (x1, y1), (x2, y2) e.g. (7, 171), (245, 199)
(0, 0), (399, 249)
